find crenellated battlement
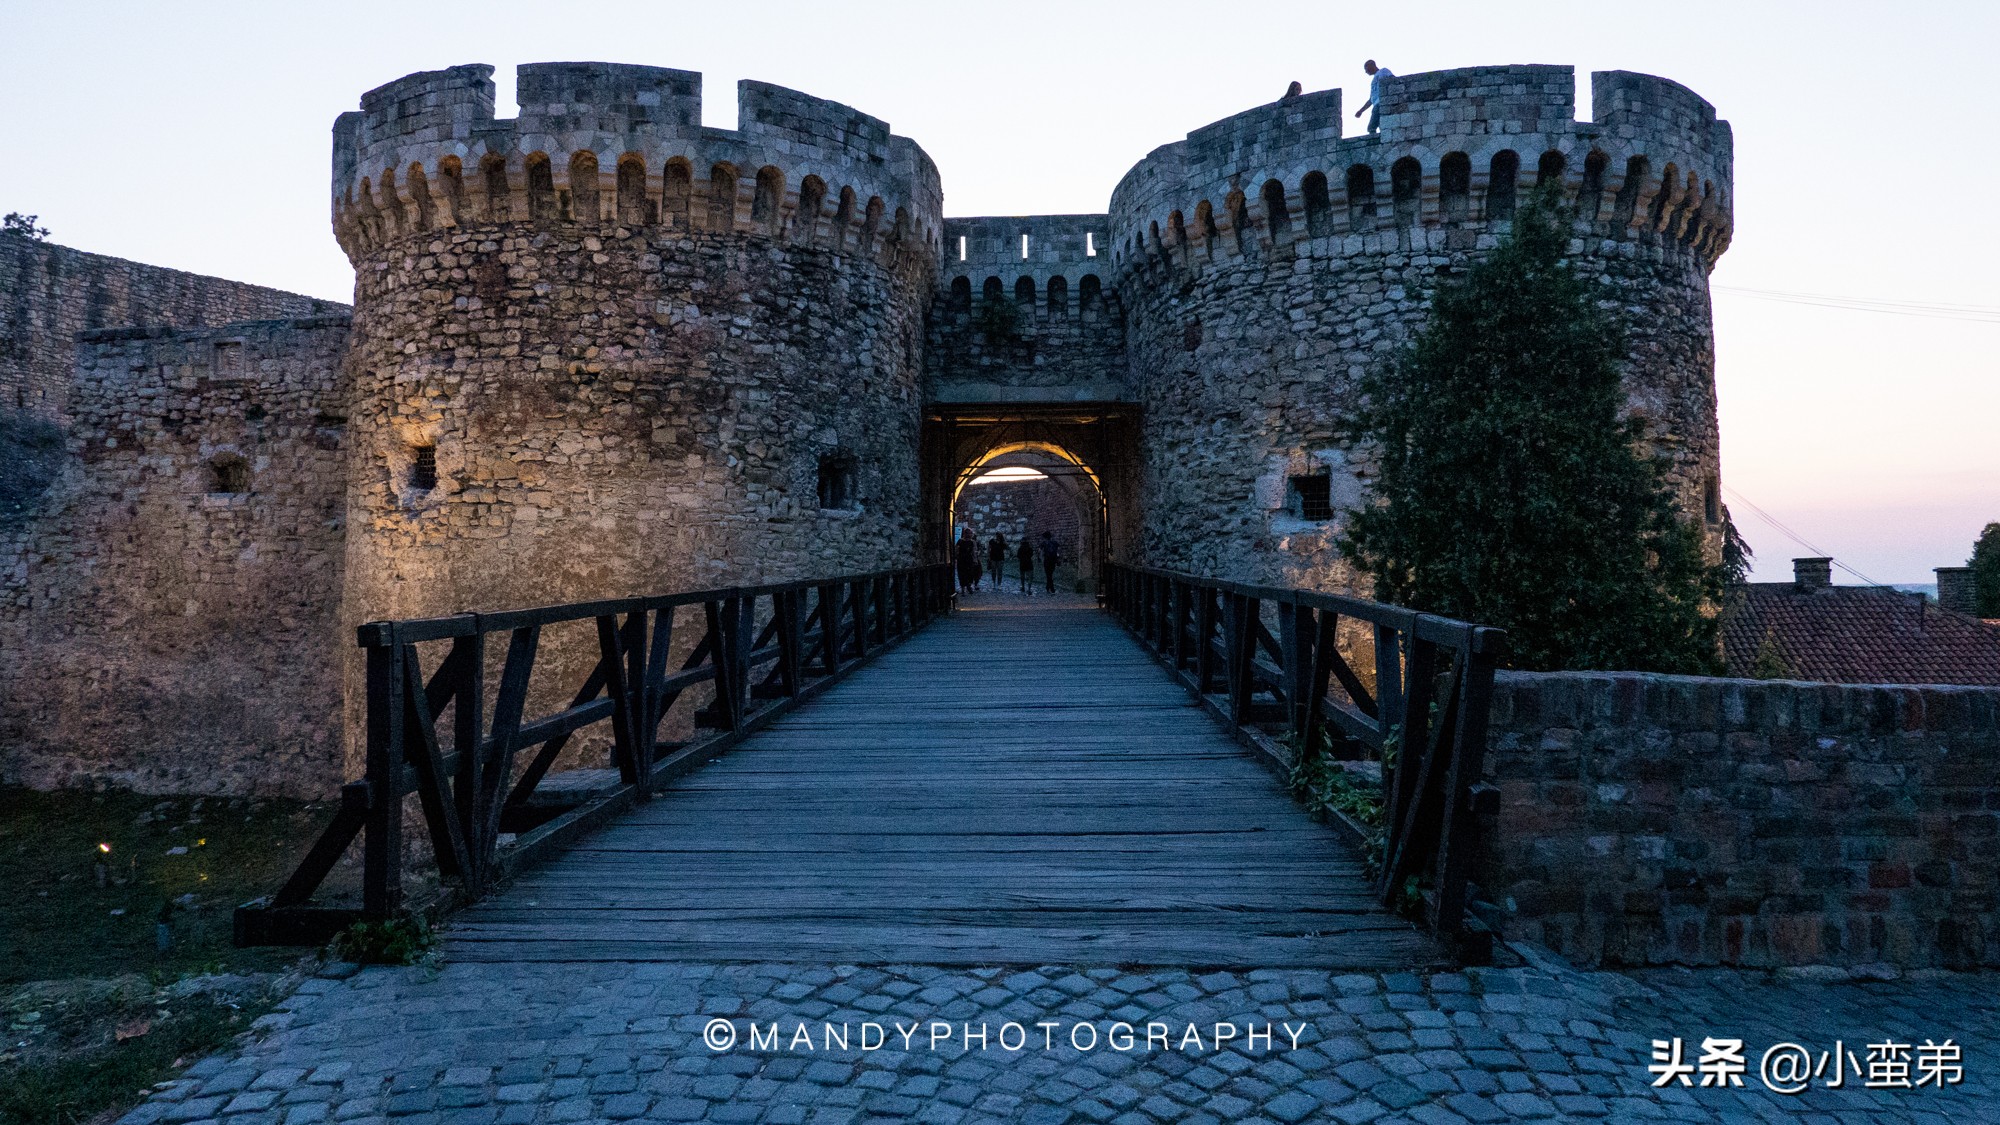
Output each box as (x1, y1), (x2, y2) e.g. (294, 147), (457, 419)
(1106, 65), (1733, 285)
(937, 215), (1117, 321)
(332, 62), (943, 270)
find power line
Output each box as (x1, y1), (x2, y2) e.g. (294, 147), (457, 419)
(1714, 285), (2000, 324)
(1722, 483), (1886, 587)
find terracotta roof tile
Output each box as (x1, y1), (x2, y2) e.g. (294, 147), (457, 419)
(1720, 583), (2000, 686)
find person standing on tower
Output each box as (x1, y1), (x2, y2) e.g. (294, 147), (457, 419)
(1354, 60), (1393, 134)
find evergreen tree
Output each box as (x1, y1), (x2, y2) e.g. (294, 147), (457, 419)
(1338, 188), (1722, 674)
(1971, 522), (2000, 617)
(1721, 506), (1753, 586)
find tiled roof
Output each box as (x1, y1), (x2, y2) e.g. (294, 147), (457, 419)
(1719, 583), (2000, 686)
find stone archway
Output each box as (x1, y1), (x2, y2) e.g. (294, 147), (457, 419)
(920, 405), (1140, 594)
(952, 444), (1104, 592)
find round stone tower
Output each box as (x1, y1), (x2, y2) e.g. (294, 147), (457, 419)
(330, 62), (941, 632)
(1106, 66), (1733, 589)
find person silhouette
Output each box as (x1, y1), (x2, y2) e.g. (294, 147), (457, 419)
(1354, 60), (1394, 134)
(987, 532), (1007, 590)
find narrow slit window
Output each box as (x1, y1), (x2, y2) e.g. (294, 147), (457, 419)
(959, 235), (967, 261)
(1289, 474), (1333, 521)
(1020, 233), (1029, 259)
(818, 454), (858, 510)
(410, 445), (438, 492)
(1085, 232), (1096, 257)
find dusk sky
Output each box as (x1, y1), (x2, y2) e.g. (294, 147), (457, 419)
(5, 0), (1993, 584)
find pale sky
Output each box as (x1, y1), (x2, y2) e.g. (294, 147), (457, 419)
(5, 0), (1994, 584)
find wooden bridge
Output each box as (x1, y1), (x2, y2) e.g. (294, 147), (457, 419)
(241, 565), (1503, 969)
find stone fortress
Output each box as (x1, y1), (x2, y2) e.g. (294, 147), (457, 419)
(1, 61), (1732, 796)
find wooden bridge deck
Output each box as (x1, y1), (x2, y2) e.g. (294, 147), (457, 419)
(446, 592), (1439, 967)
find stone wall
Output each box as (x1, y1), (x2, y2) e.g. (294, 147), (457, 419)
(0, 317), (352, 796)
(1479, 671), (2000, 970)
(1104, 66), (1730, 591)
(927, 216), (1127, 405)
(333, 63), (942, 765)
(0, 234), (337, 419)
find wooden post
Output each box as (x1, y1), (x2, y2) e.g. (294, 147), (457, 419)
(818, 583), (841, 675)
(1227, 593), (1258, 725)
(596, 613), (640, 785)
(360, 632), (404, 919)
(1196, 587), (1219, 693)
(850, 580), (869, 661)
(1282, 602), (1314, 750)
(778, 589), (803, 696)
(1429, 627), (1506, 941)
(733, 595), (755, 726)
(449, 632), (484, 888)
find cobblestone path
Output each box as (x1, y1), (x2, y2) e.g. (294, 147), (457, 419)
(129, 596), (1996, 1123)
(119, 956), (1995, 1124)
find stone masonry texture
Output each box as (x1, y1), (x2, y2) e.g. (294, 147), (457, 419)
(1481, 671), (2000, 970)
(0, 233), (337, 419)
(115, 957), (1996, 1124)
(0, 317), (352, 795)
(1106, 67), (1730, 591)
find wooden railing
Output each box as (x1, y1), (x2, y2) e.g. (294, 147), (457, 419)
(237, 564), (956, 945)
(1102, 562), (1505, 959)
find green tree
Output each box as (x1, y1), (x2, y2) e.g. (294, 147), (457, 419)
(1338, 187), (1722, 674)
(1971, 522), (2000, 617)
(2, 212), (49, 240)
(1720, 506), (1753, 586)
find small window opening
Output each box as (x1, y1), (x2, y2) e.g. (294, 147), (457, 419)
(210, 455), (250, 495)
(1288, 474), (1333, 521)
(410, 445), (438, 492)
(818, 454), (858, 510)
(958, 235), (967, 261)
(1020, 233), (1030, 259)
(1085, 232), (1096, 257)
(213, 341), (244, 378)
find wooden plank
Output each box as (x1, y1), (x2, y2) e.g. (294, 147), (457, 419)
(444, 595), (1434, 968)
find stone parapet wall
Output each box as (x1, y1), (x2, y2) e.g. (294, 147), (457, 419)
(1107, 66), (1733, 273)
(333, 63), (941, 271)
(928, 215), (1127, 404)
(0, 236), (337, 418)
(0, 317), (352, 796)
(1479, 670), (2000, 970)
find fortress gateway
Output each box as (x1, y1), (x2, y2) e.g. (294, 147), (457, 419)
(0, 63), (1732, 794)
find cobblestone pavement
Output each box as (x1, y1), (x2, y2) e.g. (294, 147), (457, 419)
(118, 953), (1996, 1125)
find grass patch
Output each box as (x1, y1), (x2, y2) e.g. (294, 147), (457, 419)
(0, 992), (274, 1125)
(0, 788), (345, 985)
(0, 787), (349, 1125)
(1286, 731), (1388, 876)
(333, 917), (437, 966)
